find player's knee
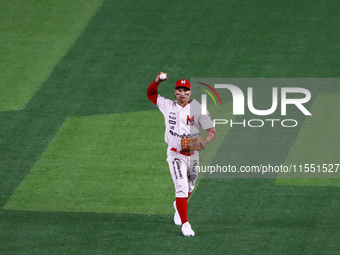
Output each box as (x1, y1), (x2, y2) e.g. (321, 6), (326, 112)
(175, 189), (188, 198)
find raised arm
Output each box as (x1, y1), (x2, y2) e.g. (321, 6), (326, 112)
(147, 72), (167, 105)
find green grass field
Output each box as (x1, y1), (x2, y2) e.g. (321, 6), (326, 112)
(1, 0), (340, 254)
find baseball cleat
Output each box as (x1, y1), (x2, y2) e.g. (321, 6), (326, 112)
(181, 222), (195, 237)
(173, 201), (182, 225)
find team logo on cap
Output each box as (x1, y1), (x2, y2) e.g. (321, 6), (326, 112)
(176, 79), (191, 89)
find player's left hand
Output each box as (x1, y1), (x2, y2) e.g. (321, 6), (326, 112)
(181, 137), (207, 151)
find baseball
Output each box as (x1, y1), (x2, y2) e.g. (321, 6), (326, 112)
(160, 73), (167, 80)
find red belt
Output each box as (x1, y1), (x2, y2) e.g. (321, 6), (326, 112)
(171, 148), (194, 156)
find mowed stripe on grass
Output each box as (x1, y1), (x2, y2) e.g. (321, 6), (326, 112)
(4, 111), (175, 214)
(276, 93), (340, 185)
(0, 0), (104, 111)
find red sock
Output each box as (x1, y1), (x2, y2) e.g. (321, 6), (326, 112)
(176, 197), (188, 224)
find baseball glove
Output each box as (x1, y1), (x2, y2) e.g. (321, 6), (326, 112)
(181, 137), (207, 151)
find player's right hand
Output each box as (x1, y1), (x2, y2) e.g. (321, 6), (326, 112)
(155, 72), (167, 84)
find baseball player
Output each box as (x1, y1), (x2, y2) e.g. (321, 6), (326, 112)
(147, 72), (216, 237)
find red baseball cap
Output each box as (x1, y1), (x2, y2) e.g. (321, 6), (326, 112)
(175, 79), (191, 90)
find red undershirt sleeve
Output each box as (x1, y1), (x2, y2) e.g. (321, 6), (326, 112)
(147, 80), (159, 105)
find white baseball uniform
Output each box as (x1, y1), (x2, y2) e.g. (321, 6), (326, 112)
(156, 94), (214, 198)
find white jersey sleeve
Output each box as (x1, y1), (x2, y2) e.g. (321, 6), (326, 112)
(157, 94), (173, 114)
(198, 112), (214, 130)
